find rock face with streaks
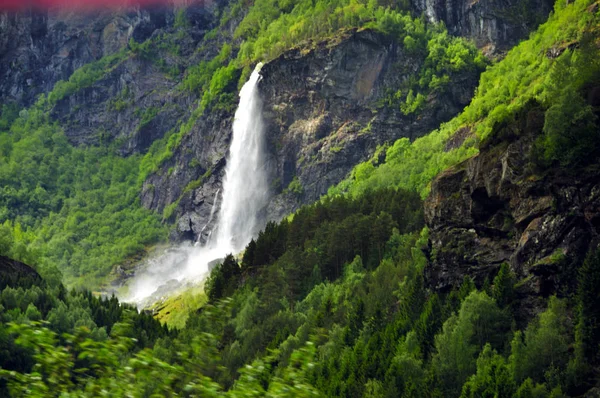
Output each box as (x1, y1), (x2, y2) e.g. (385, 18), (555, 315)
(412, 0), (554, 54)
(0, 6), (173, 107)
(141, 107), (234, 243)
(49, 55), (194, 153)
(424, 101), (600, 322)
(258, 29), (479, 223)
(166, 29), (481, 241)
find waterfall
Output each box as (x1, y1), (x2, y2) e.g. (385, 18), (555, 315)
(124, 63), (269, 305)
(211, 62), (268, 254)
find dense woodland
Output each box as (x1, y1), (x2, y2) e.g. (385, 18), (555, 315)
(1, 0), (600, 395)
(2, 186), (600, 396)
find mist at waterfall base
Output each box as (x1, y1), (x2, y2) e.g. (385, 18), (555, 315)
(123, 63), (269, 306)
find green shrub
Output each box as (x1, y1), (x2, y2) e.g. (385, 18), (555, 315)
(47, 51), (127, 105)
(283, 176), (304, 197)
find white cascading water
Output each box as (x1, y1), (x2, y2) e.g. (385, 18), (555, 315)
(196, 188), (220, 246)
(124, 63), (268, 305)
(212, 62), (268, 254)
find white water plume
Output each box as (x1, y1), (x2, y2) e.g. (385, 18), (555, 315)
(196, 188), (220, 246)
(124, 63), (269, 305)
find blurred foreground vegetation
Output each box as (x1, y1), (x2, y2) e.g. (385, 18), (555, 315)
(2, 185), (600, 396)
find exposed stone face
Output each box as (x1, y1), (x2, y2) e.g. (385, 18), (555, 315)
(141, 108), (234, 244)
(424, 104), (600, 322)
(258, 29), (479, 223)
(49, 56), (195, 153)
(412, 0), (554, 54)
(0, 7), (176, 108)
(159, 29), (481, 242)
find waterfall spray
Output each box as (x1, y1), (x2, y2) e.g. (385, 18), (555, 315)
(125, 63), (269, 305)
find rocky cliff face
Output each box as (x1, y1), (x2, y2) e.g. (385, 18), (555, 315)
(164, 29), (480, 242)
(0, 0), (555, 246)
(0, 6), (175, 108)
(142, 107), (234, 243)
(49, 54), (195, 154)
(413, 0), (554, 54)
(424, 102), (600, 321)
(259, 29), (478, 221)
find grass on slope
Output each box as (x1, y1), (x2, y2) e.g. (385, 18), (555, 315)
(148, 285), (208, 329)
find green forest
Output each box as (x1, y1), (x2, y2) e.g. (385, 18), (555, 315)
(2, 187), (600, 396)
(1, 0), (600, 395)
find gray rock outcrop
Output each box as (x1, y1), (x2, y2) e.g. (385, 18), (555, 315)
(424, 102), (600, 322)
(412, 0), (554, 54)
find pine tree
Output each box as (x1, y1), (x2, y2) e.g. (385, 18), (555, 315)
(575, 247), (600, 365)
(241, 239), (256, 270)
(492, 263), (516, 309)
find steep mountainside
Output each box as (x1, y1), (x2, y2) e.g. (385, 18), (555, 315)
(260, 29), (477, 218)
(425, 101), (600, 322)
(326, 0), (600, 321)
(0, 6), (173, 107)
(0, 0), (553, 259)
(0, 0), (553, 108)
(165, 28), (482, 243)
(1, 0), (600, 396)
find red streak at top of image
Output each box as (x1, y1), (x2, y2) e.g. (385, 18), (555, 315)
(0, 0), (189, 11)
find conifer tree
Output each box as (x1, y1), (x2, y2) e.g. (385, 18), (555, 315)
(575, 247), (600, 365)
(492, 263), (516, 309)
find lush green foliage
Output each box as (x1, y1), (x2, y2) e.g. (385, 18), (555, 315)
(2, 183), (598, 396)
(200, 63), (239, 113)
(574, 248), (600, 372)
(0, 274), (169, 397)
(328, 120), (478, 199)
(148, 285), (208, 329)
(330, 0), (600, 199)
(207, 187), (424, 303)
(234, 0), (414, 63)
(463, 0), (599, 140)
(182, 44), (233, 94)
(0, 94), (167, 289)
(1, 0), (599, 395)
